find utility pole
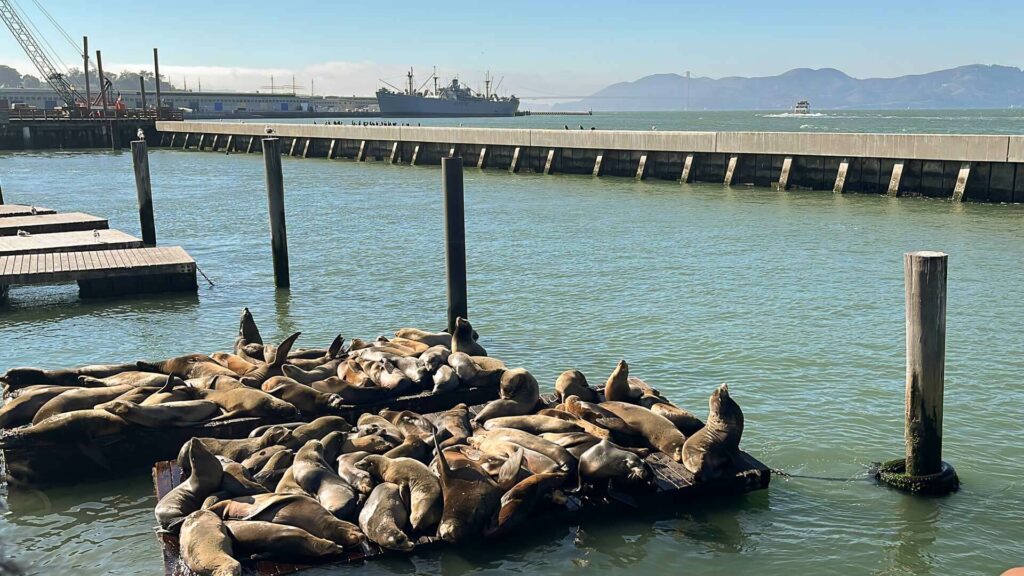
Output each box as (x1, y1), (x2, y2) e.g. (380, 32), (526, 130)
(83, 36), (90, 110)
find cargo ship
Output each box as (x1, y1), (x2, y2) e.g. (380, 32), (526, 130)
(376, 68), (519, 117)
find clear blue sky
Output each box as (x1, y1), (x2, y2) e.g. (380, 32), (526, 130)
(1, 0), (1021, 97)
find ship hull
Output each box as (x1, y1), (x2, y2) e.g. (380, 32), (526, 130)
(376, 92), (519, 117)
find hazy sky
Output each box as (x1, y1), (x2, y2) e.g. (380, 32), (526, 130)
(1, 0), (1021, 99)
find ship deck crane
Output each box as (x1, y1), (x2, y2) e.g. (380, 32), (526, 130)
(0, 0), (85, 110)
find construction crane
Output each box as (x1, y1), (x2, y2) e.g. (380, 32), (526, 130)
(0, 0), (84, 109)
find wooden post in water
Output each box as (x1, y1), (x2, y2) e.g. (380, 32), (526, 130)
(131, 140), (157, 246)
(153, 48), (163, 120)
(262, 138), (290, 288)
(442, 156), (468, 333)
(904, 251), (947, 476)
(83, 37), (91, 110)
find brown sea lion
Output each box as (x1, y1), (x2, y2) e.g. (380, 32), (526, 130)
(431, 365), (460, 394)
(340, 434), (397, 455)
(578, 439), (650, 489)
(136, 353), (239, 380)
(483, 415), (584, 435)
(473, 368), (540, 423)
(217, 456), (267, 497)
(139, 376), (203, 405)
(205, 493), (365, 548)
(287, 440), (359, 519)
(356, 455), (442, 532)
(540, 432), (603, 459)
(180, 426), (293, 473)
(379, 409), (434, 439)
(469, 435), (561, 475)
(0, 408), (126, 446)
(474, 428), (577, 477)
(447, 352), (479, 385)
(253, 449), (295, 491)
(383, 435), (432, 464)
(31, 384), (135, 425)
(77, 371), (173, 389)
(156, 439), (223, 530)
(282, 361), (341, 385)
(650, 403), (705, 437)
(562, 395), (638, 440)
(185, 375), (245, 392)
(291, 416), (353, 443)
(240, 445), (289, 473)
(1, 363), (139, 389)
(179, 509), (241, 576)
(358, 482), (414, 551)
(97, 399), (220, 427)
(210, 352), (260, 376)
(392, 328), (451, 348)
(682, 384), (745, 481)
(233, 307), (265, 362)
(435, 403), (472, 448)
(433, 434), (501, 543)
(604, 360), (639, 403)
(336, 452), (375, 494)
(419, 345), (451, 372)
(0, 385), (75, 428)
(356, 414), (405, 444)
(601, 401), (686, 462)
(238, 332), (301, 387)
(387, 337), (430, 355)
(489, 472), (567, 537)
(554, 369), (599, 402)
(199, 386), (298, 420)
(261, 376), (342, 416)
(225, 520), (343, 561)
(351, 350), (429, 384)
(450, 317), (487, 356)
(285, 335), (344, 370)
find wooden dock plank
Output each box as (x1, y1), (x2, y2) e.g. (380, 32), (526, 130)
(0, 246), (196, 286)
(0, 230), (143, 256)
(0, 213), (108, 236)
(0, 205), (56, 218)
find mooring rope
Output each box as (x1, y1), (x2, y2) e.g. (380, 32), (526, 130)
(195, 263), (215, 287)
(769, 468), (871, 482)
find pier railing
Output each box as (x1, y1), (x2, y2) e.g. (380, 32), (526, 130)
(10, 109), (183, 121)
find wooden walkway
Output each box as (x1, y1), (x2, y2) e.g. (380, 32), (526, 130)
(0, 212), (108, 236)
(0, 203), (197, 302)
(0, 230), (143, 256)
(0, 204), (56, 218)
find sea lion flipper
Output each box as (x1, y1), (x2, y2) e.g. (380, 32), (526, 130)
(268, 332), (302, 367)
(328, 335), (345, 359)
(496, 447), (524, 491)
(239, 307), (263, 345)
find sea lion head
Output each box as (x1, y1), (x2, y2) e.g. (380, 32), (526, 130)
(384, 531), (415, 552)
(438, 518), (469, 544)
(96, 399), (134, 417)
(453, 317), (472, 338)
(709, 383), (744, 432)
(623, 452), (650, 483)
(499, 369), (539, 403)
(261, 425), (293, 447)
(324, 394), (345, 411)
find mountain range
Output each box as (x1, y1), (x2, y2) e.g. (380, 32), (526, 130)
(554, 65), (1024, 111)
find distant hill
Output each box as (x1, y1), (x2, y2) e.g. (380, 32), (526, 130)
(555, 65), (1024, 111)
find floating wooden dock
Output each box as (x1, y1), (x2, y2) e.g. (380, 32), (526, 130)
(0, 204), (56, 218)
(0, 212), (108, 236)
(0, 203), (197, 302)
(0, 230), (143, 256)
(151, 397), (770, 576)
(1, 384), (498, 487)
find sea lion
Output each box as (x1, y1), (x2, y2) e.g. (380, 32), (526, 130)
(356, 455), (442, 532)
(601, 401), (686, 462)
(225, 520), (343, 561)
(562, 395), (637, 440)
(450, 317), (487, 356)
(285, 335), (344, 370)
(578, 439), (650, 489)
(387, 337), (431, 355)
(336, 452), (374, 494)
(357, 482), (414, 551)
(603, 360), (639, 403)
(206, 493), (365, 548)
(238, 332), (301, 387)
(210, 352), (260, 377)
(139, 376), (203, 405)
(0, 385), (75, 428)
(31, 384), (136, 425)
(261, 376), (343, 416)
(419, 345), (450, 372)
(357, 358), (413, 392)
(0, 409), (126, 446)
(233, 307), (265, 361)
(650, 403), (705, 437)
(540, 432), (603, 459)
(554, 369), (598, 402)
(447, 352), (479, 385)
(0, 363), (139, 389)
(97, 399), (220, 427)
(156, 439), (224, 530)
(199, 386), (298, 420)
(474, 428), (577, 477)
(217, 456), (267, 497)
(282, 361), (341, 385)
(77, 371), (174, 389)
(286, 440), (359, 519)
(179, 509), (241, 576)
(340, 434), (397, 455)
(484, 414), (584, 435)
(379, 409), (434, 439)
(356, 414), (405, 445)
(442, 445), (529, 490)
(351, 350), (429, 385)
(393, 328), (451, 348)
(289, 416), (353, 443)
(185, 375), (245, 392)
(433, 434), (502, 543)
(240, 445), (289, 473)
(473, 369), (540, 423)
(253, 449), (295, 491)
(383, 435), (432, 464)
(469, 435), (561, 475)
(682, 384), (745, 481)
(489, 472), (567, 537)
(136, 354), (239, 380)
(180, 426), (293, 473)
(431, 365), (460, 394)
(435, 403), (472, 448)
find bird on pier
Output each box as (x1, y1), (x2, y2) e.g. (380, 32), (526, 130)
(16, 230), (30, 237)
(137, 128), (145, 140)
(264, 125), (275, 135)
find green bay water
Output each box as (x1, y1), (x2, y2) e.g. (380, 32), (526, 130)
(1, 112), (1023, 575)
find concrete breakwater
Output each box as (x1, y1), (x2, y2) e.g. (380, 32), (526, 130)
(1, 119), (160, 150)
(156, 122), (1024, 203)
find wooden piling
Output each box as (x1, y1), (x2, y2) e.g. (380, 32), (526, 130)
(635, 153), (649, 180)
(131, 141), (157, 246)
(777, 156), (793, 190)
(153, 48), (163, 120)
(261, 138), (290, 288)
(725, 155), (739, 185)
(593, 151), (604, 177)
(888, 161), (905, 196)
(139, 76), (148, 111)
(681, 154), (694, 183)
(442, 156), (468, 333)
(83, 37), (91, 109)
(903, 251), (947, 477)
(952, 162), (970, 202)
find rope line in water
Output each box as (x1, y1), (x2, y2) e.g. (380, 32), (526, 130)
(770, 468), (872, 482)
(195, 264), (215, 287)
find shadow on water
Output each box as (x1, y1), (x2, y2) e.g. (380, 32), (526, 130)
(876, 495), (941, 576)
(0, 288), (201, 329)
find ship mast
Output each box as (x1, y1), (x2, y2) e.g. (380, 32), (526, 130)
(407, 68), (414, 95)
(432, 66), (438, 96)
(484, 71), (491, 99)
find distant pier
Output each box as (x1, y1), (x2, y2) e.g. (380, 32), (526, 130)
(156, 122), (1024, 203)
